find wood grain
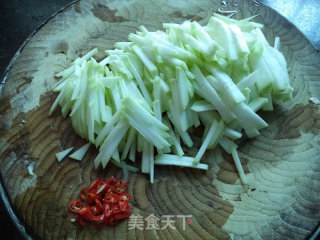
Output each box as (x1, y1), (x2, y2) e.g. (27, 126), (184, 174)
(0, 0), (320, 239)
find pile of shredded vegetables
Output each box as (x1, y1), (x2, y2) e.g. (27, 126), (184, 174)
(51, 14), (293, 184)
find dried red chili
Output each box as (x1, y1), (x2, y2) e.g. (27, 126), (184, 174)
(68, 176), (131, 227)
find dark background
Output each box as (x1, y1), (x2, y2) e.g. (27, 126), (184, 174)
(0, 0), (319, 239)
(0, 0), (73, 77)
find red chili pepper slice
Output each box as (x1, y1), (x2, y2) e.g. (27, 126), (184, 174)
(89, 177), (101, 191)
(106, 185), (115, 194)
(68, 200), (82, 213)
(90, 205), (100, 216)
(106, 176), (115, 185)
(80, 188), (88, 201)
(69, 176), (130, 227)
(95, 199), (103, 212)
(103, 203), (112, 218)
(86, 191), (97, 205)
(119, 202), (131, 213)
(79, 206), (94, 222)
(118, 199), (127, 209)
(104, 193), (119, 204)
(111, 203), (122, 215)
(78, 205), (90, 215)
(103, 202), (111, 211)
(114, 179), (122, 187)
(90, 213), (105, 225)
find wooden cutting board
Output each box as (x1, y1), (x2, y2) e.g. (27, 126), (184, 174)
(0, 0), (320, 239)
